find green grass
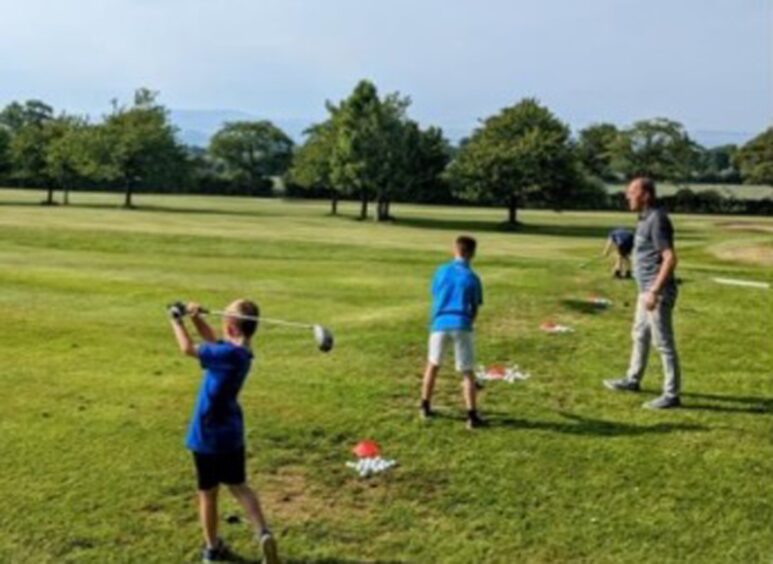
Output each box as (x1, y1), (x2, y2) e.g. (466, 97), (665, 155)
(1, 189), (771, 563)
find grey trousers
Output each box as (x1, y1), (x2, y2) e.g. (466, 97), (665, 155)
(626, 292), (682, 397)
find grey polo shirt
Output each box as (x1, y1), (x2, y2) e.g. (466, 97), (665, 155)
(634, 206), (677, 295)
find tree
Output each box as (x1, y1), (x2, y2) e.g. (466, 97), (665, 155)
(0, 127), (11, 183)
(610, 118), (700, 182)
(0, 100), (54, 133)
(81, 88), (186, 207)
(576, 123), (619, 180)
(328, 80), (387, 220)
(288, 120), (338, 213)
(694, 144), (740, 183)
(447, 98), (577, 225)
(44, 117), (89, 205)
(735, 128), (773, 186)
(209, 120), (294, 195)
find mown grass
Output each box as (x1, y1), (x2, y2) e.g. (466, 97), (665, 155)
(0, 189), (771, 563)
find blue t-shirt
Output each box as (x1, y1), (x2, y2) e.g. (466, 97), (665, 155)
(609, 228), (634, 255)
(185, 341), (253, 454)
(430, 259), (483, 332)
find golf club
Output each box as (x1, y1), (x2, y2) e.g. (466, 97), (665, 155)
(199, 307), (335, 353)
(578, 254), (606, 269)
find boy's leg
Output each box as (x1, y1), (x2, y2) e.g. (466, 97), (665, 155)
(198, 487), (219, 549)
(462, 371), (477, 410)
(228, 483), (269, 534)
(421, 332), (445, 415)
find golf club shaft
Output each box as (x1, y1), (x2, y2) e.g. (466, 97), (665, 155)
(204, 310), (314, 329)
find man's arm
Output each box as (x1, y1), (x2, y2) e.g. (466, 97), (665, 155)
(644, 213), (678, 310)
(646, 248), (677, 302)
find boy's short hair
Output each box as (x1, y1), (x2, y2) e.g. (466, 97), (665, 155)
(226, 299), (260, 338)
(456, 235), (477, 258)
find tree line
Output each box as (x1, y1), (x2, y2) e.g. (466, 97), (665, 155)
(1, 81), (771, 222)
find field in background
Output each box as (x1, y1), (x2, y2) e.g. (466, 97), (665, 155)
(0, 189), (771, 563)
(606, 182), (773, 201)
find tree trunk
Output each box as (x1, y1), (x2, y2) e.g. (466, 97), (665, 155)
(330, 193), (338, 215)
(45, 185), (55, 205)
(63, 186), (69, 205)
(508, 195), (518, 225)
(359, 191), (368, 220)
(124, 179), (133, 208)
(376, 197), (392, 222)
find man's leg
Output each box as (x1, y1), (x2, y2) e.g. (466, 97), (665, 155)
(198, 487), (219, 549)
(421, 363), (440, 407)
(649, 295), (681, 398)
(626, 293), (652, 384)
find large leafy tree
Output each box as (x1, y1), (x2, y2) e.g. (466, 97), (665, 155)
(209, 120), (294, 195)
(329, 80), (389, 220)
(80, 89), (187, 207)
(447, 98), (577, 225)
(576, 123), (619, 180)
(735, 128), (773, 186)
(288, 120), (338, 213)
(610, 118), (700, 182)
(44, 116), (90, 205)
(0, 100), (54, 133)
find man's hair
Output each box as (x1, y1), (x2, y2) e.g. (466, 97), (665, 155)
(638, 177), (657, 199)
(226, 299), (260, 338)
(456, 235), (477, 258)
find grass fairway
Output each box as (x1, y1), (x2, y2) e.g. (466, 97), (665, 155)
(1, 189), (771, 563)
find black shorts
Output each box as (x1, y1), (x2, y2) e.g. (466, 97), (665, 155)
(192, 447), (246, 491)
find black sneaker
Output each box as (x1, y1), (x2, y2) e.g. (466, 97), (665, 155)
(466, 413), (486, 430)
(613, 270), (622, 279)
(202, 539), (231, 563)
(603, 378), (641, 392)
(420, 405), (435, 420)
(260, 532), (280, 564)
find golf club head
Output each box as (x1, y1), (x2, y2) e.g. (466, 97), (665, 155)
(313, 324), (334, 353)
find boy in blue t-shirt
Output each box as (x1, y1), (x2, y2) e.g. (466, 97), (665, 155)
(168, 299), (279, 564)
(420, 236), (484, 429)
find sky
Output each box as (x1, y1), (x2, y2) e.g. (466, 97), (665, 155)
(0, 0), (770, 141)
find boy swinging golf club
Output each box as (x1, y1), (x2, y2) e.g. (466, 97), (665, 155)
(420, 236), (485, 429)
(167, 300), (280, 564)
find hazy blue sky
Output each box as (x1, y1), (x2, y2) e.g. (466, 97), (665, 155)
(0, 0), (770, 136)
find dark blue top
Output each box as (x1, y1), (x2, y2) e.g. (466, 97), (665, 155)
(430, 259), (483, 332)
(185, 341), (253, 454)
(609, 228), (634, 255)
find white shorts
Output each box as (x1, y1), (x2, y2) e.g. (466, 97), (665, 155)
(427, 330), (475, 373)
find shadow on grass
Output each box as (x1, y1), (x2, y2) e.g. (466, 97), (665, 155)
(391, 216), (612, 238)
(680, 392), (773, 415)
(486, 411), (706, 436)
(219, 556), (395, 564)
(560, 299), (610, 315)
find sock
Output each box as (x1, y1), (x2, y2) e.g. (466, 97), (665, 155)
(467, 409), (478, 420)
(421, 399), (430, 412)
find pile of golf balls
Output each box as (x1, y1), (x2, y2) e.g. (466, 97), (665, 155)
(346, 456), (397, 478)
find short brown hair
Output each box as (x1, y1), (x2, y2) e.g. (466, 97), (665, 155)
(638, 177), (657, 199)
(226, 299), (260, 338)
(456, 235), (477, 258)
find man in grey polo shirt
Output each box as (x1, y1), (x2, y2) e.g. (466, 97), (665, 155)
(603, 177), (682, 409)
